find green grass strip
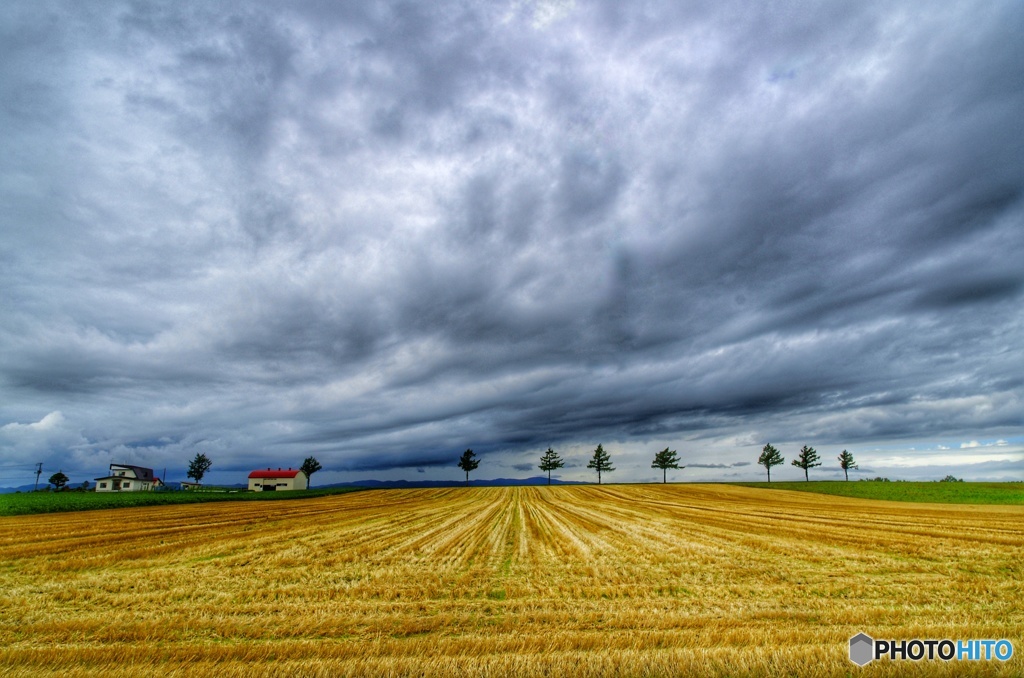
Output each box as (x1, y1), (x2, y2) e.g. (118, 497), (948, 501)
(732, 480), (1024, 504)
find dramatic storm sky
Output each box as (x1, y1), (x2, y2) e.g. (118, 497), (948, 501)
(2, 1), (1023, 487)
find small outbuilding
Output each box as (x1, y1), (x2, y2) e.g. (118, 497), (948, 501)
(248, 468), (308, 492)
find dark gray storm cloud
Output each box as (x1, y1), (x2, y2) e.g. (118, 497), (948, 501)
(1, 0), (1022, 486)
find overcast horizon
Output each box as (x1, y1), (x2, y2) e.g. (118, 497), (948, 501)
(2, 1), (1022, 488)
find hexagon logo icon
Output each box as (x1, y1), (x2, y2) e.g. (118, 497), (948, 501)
(849, 632), (874, 666)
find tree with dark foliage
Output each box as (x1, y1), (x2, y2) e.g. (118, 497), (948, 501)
(300, 456), (323, 488)
(838, 450), (857, 481)
(791, 445), (821, 481)
(651, 448), (682, 483)
(758, 444), (784, 482)
(48, 471), (69, 491)
(587, 444), (615, 484)
(538, 447), (564, 485)
(458, 449), (479, 487)
(187, 453), (213, 485)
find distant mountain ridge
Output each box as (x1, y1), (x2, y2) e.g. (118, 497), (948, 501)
(320, 476), (587, 489)
(0, 484), (47, 494)
(0, 476), (585, 494)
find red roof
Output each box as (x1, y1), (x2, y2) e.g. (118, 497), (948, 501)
(248, 469), (303, 479)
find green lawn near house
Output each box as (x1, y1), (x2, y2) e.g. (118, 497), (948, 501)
(0, 486), (366, 516)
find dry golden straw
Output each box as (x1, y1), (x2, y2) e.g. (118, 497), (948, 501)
(1, 485), (1021, 676)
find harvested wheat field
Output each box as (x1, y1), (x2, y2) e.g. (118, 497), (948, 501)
(1, 484), (1021, 677)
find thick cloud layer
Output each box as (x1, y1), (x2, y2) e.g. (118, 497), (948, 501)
(2, 0), (1022, 486)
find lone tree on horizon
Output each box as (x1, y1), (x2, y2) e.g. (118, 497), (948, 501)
(651, 447), (682, 483)
(187, 453), (213, 486)
(758, 444), (784, 482)
(587, 444), (615, 484)
(838, 450), (857, 481)
(300, 456), (323, 489)
(791, 445), (821, 481)
(48, 471), (69, 491)
(538, 447), (564, 485)
(458, 449), (479, 487)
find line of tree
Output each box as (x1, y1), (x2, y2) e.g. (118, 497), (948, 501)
(456, 443), (871, 486)
(759, 443), (860, 482)
(459, 444), (691, 486)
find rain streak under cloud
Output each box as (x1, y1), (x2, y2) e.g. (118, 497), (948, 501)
(1, 0), (1022, 487)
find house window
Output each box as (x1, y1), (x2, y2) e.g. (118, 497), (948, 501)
(123, 482), (131, 488)
(99, 483), (107, 489)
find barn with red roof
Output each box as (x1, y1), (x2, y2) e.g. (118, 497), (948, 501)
(248, 468), (308, 492)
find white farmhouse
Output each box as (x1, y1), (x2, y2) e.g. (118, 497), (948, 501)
(95, 464), (161, 492)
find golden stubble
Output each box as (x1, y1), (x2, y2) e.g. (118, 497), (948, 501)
(1, 485), (1021, 676)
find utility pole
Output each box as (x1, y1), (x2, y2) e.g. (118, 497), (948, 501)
(34, 463), (42, 491)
